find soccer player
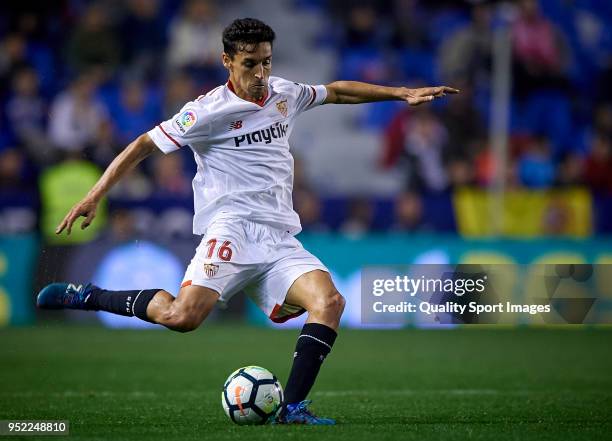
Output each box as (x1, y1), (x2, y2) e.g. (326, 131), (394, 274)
(37, 18), (458, 424)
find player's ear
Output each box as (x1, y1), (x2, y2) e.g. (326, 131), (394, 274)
(222, 53), (232, 71)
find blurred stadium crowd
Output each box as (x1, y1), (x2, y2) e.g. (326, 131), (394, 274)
(0, 0), (611, 242)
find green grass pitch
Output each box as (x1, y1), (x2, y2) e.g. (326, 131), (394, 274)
(1, 325), (611, 440)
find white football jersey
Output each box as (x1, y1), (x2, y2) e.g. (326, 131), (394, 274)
(147, 76), (327, 236)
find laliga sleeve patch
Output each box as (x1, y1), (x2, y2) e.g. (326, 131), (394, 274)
(173, 109), (198, 134)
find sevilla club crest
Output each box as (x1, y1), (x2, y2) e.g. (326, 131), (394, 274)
(203, 262), (219, 278)
(276, 99), (288, 117)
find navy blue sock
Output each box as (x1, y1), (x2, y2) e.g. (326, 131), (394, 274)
(86, 288), (159, 322)
(283, 323), (337, 407)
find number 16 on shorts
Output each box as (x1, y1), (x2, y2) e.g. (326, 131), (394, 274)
(206, 239), (233, 262)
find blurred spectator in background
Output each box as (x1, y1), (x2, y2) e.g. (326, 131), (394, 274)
(402, 108), (449, 192)
(473, 139), (494, 187)
(5, 66), (51, 164)
(511, 0), (569, 96)
(383, 107), (449, 192)
(474, 137), (523, 190)
(446, 157), (474, 189)
(7, 8), (57, 94)
(91, 119), (122, 167)
(340, 198), (374, 237)
(340, 4), (382, 50)
(120, 0), (166, 81)
(39, 156), (106, 244)
(108, 168), (153, 201)
(584, 133), (612, 194)
(556, 152), (584, 187)
(518, 136), (555, 189)
(0, 34), (29, 97)
(505, 158), (521, 190)
(439, 2), (492, 87)
(439, 81), (484, 161)
(152, 153), (191, 198)
(391, 190), (430, 232)
(593, 105), (612, 140)
(66, 3), (120, 78)
(337, 46), (389, 83)
(335, 4), (390, 83)
(0, 148), (24, 190)
(293, 156), (329, 232)
(167, 0), (225, 87)
(389, 0), (429, 50)
(110, 79), (161, 145)
(294, 189), (329, 233)
(103, 209), (139, 243)
(380, 106), (409, 170)
(292, 155), (309, 194)
(542, 196), (572, 235)
(48, 72), (109, 154)
(0, 148), (38, 234)
(562, 0), (612, 97)
(163, 71), (197, 118)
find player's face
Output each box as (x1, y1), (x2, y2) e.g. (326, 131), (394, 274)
(224, 42), (272, 101)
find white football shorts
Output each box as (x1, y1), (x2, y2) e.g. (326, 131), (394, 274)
(181, 217), (328, 323)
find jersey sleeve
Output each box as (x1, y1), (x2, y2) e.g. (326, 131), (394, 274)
(147, 103), (210, 153)
(293, 83), (327, 114)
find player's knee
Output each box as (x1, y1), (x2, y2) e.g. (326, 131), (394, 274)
(312, 290), (345, 319)
(334, 291), (346, 318)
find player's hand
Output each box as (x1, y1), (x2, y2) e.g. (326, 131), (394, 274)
(56, 197), (99, 235)
(401, 86), (460, 106)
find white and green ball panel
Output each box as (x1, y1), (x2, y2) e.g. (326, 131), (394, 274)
(221, 366), (284, 425)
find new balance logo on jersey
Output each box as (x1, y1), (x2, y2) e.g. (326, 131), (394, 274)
(234, 122), (289, 147)
(228, 120), (243, 131)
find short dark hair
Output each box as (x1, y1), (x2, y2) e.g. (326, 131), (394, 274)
(222, 18), (276, 58)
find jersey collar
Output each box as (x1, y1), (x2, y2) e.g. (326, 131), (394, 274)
(226, 79), (269, 107)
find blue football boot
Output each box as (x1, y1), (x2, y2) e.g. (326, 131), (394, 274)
(36, 283), (95, 310)
(272, 400), (336, 425)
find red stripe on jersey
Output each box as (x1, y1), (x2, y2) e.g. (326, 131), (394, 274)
(307, 85), (317, 107)
(158, 124), (181, 148)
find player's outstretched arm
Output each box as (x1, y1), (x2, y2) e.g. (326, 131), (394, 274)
(56, 133), (158, 235)
(323, 81), (459, 106)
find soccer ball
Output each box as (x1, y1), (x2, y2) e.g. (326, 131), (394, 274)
(221, 366), (284, 425)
